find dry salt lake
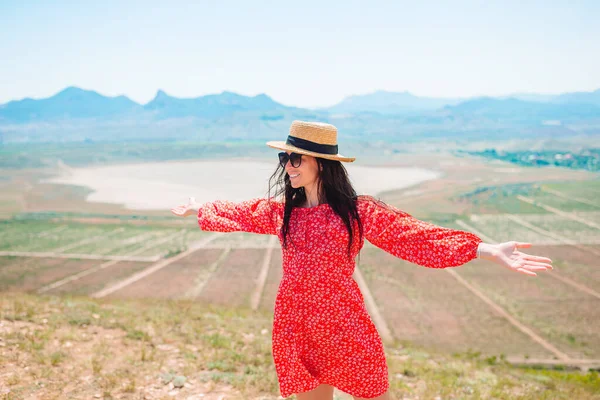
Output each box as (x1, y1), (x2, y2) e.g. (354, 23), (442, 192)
(45, 159), (441, 210)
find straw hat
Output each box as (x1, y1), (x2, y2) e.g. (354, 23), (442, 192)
(266, 120), (355, 162)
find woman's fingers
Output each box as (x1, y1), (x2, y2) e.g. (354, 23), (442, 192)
(522, 254), (553, 263)
(522, 264), (551, 271)
(170, 205), (188, 216)
(522, 260), (553, 269)
(509, 260), (552, 275)
(515, 242), (532, 248)
(516, 268), (537, 276)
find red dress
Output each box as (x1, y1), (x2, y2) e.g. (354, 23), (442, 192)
(197, 195), (482, 398)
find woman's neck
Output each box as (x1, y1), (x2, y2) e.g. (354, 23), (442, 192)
(303, 183), (321, 208)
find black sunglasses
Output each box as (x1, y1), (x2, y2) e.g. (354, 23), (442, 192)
(278, 152), (303, 168)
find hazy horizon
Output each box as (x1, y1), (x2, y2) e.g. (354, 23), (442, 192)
(3, 85), (600, 110)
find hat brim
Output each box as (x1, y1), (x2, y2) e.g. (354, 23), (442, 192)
(266, 141), (355, 163)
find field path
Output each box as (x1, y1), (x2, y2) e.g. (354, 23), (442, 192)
(541, 187), (600, 208)
(504, 214), (578, 245)
(451, 220), (596, 363)
(353, 265), (394, 344)
(91, 233), (222, 298)
(251, 235), (278, 310)
(37, 230), (186, 294)
(455, 220), (495, 243)
(443, 267), (571, 361)
(0, 251), (158, 262)
(517, 195), (600, 230)
(37, 225), (68, 237)
(181, 247), (231, 299)
(505, 214), (600, 257)
(460, 218), (600, 300)
(51, 228), (125, 253)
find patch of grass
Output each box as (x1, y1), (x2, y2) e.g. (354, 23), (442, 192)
(455, 183), (549, 214)
(123, 376), (136, 393)
(2, 298), (38, 322)
(522, 368), (600, 392)
(207, 360), (237, 373)
(165, 246), (187, 258)
(203, 332), (231, 349)
(2, 292), (600, 399)
(66, 311), (92, 327)
(126, 329), (150, 341)
(91, 355), (104, 375)
(139, 342), (155, 362)
(49, 350), (68, 366)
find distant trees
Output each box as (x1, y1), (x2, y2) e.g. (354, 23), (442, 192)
(470, 149), (600, 172)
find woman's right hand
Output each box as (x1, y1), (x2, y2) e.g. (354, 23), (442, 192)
(171, 197), (199, 217)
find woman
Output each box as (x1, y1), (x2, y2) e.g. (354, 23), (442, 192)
(171, 120), (553, 400)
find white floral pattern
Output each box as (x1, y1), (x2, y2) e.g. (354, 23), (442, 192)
(197, 195), (482, 398)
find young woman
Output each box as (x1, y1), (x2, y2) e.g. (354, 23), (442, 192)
(171, 120), (553, 400)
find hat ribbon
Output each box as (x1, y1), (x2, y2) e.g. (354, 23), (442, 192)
(285, 136), (339, 155)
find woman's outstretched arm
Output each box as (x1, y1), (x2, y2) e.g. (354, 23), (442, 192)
(171, 196), (282, 235)
(357, 196), (552, 275)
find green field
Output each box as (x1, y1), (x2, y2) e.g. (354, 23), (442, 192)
(0, 220), (211, 257)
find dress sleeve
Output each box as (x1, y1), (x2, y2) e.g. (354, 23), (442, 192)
(197, 198), (282, 235)
(357, 196), (482, 268)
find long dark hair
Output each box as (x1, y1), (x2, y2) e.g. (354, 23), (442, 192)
(266, 156), (364, 259)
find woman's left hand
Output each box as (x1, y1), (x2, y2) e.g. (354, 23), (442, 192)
(479, 242), (553, 276)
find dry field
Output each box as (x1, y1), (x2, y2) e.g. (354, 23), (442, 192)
(193, 249), (266, 308)
(457, 260), (600, 360)
(2, 293), (599, 400)
(1, 154), (600, 398)
(1, 257), (103, 293)
(46, 261), (156, 296)
(358, 249), (555, 359)
(259, 249), (284, 312)
(106, 249), (225, 300)
(530, 245), (600, 291)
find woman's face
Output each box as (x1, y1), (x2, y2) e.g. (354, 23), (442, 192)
(284, 151), (320, 189)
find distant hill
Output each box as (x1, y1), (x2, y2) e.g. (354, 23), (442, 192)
(0, 86), (599, 143)
(143, 90), (292, 118)
(0, 87), (143, 123)
(0, 87), (300, 123)
(441, 97), (600, 121)
(505, 89), (600, 106)
(328, 89), (600, 114)
(553, 89), (600, 106)
(325, 90), (464, 114)
(501, 93), (557, 103)
(0, 87), (329, 143)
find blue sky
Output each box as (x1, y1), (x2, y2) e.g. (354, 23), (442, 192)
(1, 0), (598, 108)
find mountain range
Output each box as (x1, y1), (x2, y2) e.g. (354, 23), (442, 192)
(1, 87), (599, 143)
